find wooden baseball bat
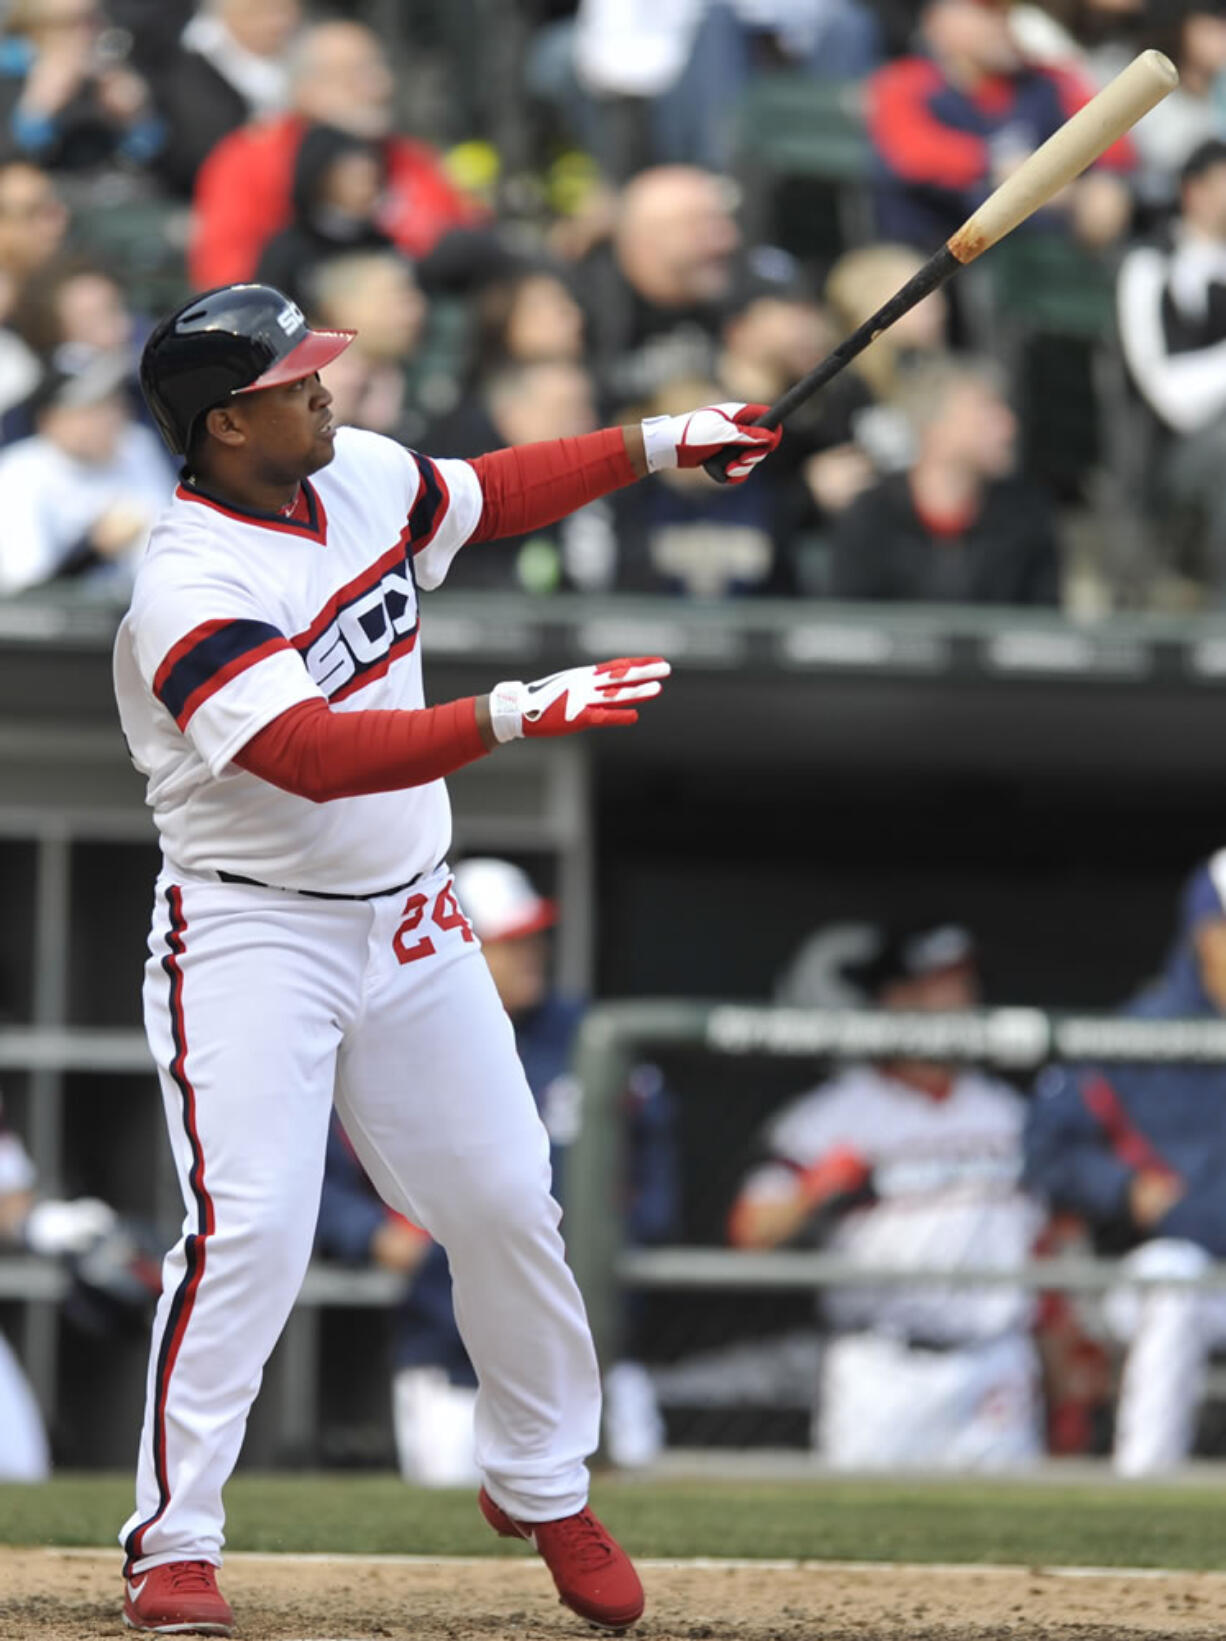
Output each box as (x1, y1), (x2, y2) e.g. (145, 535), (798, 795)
(705, 49), (1179, 481)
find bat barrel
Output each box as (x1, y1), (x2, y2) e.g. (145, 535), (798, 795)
(950, 48), (1178, 264)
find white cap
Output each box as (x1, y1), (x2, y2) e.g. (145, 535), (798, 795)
(452, 858), (556, 944)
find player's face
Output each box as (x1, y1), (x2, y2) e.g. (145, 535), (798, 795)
(232, 372), (337, 482)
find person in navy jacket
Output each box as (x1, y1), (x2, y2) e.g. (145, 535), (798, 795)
(1025, 853), (1226, 1473)
(866, 0), (1133, 251)
(317, 857), (677, 1482)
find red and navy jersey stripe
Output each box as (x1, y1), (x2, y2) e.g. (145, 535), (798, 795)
(407, 453), (449, 555)
(124, 886), (215, 1572)
(152, 457), (449, 729)
(154, 618), (290, 729)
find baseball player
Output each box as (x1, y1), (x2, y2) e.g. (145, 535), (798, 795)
(729, 926), (1045, 1470)
(113, 282), (779, 1637)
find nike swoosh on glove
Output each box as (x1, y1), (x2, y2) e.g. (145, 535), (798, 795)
(640, 402), (782, 484)
(488, 657), (670, 743)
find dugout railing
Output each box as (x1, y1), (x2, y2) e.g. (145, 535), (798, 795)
(566, 1002), (1226, 1367)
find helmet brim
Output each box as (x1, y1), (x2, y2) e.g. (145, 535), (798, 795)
(233, 327), (356, 394)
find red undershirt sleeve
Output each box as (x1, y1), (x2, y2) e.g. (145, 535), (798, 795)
(232, 696), (490, 802)
(467, 427), (637, 543)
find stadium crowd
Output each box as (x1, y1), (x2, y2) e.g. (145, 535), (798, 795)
(0, 0), (1222, 604)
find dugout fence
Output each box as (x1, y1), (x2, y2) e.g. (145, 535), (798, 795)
(566, 1003), (1226, 1453)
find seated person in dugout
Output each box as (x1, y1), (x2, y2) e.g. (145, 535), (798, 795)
(729, 924), (1045, 1470)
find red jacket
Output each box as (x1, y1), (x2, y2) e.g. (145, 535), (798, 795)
(190, 114), (481, 288)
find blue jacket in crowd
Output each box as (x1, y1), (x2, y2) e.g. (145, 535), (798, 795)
(315, 993), (678, 1384)
(1024, 862), (1226, 1254)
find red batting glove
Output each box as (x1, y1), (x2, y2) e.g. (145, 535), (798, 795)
(640, 402), (782, 484)
(487, 657), (671, 742)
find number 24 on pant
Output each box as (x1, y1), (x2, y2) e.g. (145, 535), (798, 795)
(393, 881), (475, 966)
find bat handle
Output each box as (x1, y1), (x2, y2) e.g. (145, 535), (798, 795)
(702, 405), (779, 486)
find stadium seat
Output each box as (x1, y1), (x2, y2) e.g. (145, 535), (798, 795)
(733, 74), (874, 259)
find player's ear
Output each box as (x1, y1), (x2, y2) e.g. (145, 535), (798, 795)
(203, 404), (247, 449)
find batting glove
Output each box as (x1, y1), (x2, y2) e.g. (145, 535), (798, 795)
(488, 657), (670, 743)
(640, 402), (781, 484)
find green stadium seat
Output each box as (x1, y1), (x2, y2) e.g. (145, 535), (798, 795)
(733, 74), (874, 260)
(67, 198), (190, 315)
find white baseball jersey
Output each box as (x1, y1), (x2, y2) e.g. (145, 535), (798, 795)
(746, 1065), (1042, 1341)
(113, 428), (484, 894)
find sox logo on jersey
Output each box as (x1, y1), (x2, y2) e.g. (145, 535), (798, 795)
(300, 545), (420, 699)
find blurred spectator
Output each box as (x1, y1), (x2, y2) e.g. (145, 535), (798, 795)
(827, 356), (1062, 604)
(0, 347), (174, 596)
(1128, 0), (1226, 212)
(10, 255), (134, 361)
(256, 125), (394, 310)
(316, 859), (676, 1481)
(5, 255), (137, 441)
(190, 19), (480, 288)
(471, 265), (587, 376)
(729, 925), (1044, 1470)
(574, 165), (741, 405)
(825, 242), (952, 480)
(1025, 853), (1226, 1474)
(0, 0), (164, 173)
(429, 358), (615, 592)
(867, 0), (1133, 250)
(715, 259), (872, 585)
(1010, 0), (1146, 83)
(153, 0), (302, 197)
(311, 251), (426, 445)
(562, 0), (880, 174)
(1118, 138), (1226, 593)
(613, 372), (782, 595)
(0, 159), (66, 420)
(0, 157), (67, 320)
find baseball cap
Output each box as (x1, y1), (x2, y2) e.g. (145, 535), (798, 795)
(848, 924), (978, 1000)
(452, 858), (556, 944)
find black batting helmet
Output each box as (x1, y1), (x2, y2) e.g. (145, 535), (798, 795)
(139, 283), (355, 456)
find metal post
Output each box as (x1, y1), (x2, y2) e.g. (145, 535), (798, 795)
(565, 1011), (631, 1366)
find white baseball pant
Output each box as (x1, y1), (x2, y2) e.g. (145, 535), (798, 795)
(0, 1330), (50, 1480)
(1105, 1237), (1226, 1476)
(121, 862), (600, 1572)
(817, 1330), (1043, 1471)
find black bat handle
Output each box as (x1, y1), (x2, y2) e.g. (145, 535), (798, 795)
(701, 243), (961, 484)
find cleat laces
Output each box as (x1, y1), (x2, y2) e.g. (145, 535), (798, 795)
(165, 1562), (217, 1592)
(552, 1511), (616, 1571)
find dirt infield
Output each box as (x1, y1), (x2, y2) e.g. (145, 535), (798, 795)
(4, 1550), (1226, 1640)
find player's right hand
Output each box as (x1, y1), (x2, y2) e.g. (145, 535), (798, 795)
(488, 657), (670, 743)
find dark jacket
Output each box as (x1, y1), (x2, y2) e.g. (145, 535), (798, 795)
(255, 124), (396, 311)
(829, 471), (1060, 605)
(867, 55), (1133, 248)
(1024, 861), (1226, 1254)
(152, 48), (250, 198)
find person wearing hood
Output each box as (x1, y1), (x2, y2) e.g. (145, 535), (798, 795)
(1025, 852), (1226, 1474)
(255, 124), (395, 313)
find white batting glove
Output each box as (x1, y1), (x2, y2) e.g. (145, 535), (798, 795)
(488, 657), (671, 743)
(640, 402), (782, 483)
(24, 1197), (117, 1257)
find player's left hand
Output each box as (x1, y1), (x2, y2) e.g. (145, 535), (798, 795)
(641, 403), (781, 484)
(488, 658), (670, 743)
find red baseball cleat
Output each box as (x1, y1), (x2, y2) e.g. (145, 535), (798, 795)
(479, 1486), (645, 1630)
(123, 1560), (235, 1635)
